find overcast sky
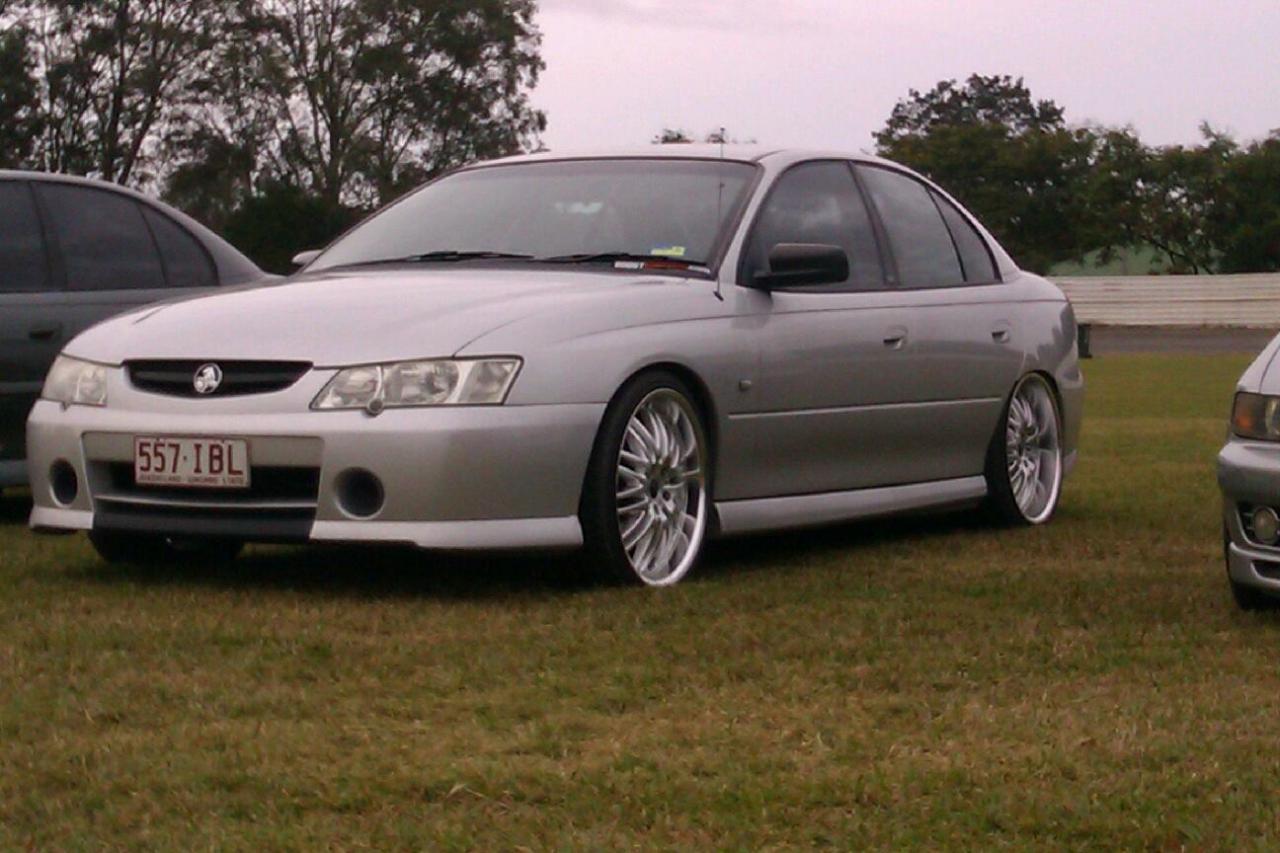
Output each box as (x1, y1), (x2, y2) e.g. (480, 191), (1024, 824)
(532, 0), (1280, 152)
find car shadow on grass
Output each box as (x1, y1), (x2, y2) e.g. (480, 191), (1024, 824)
(73, 543), (603, 601)
(697, 508), (995, 581)
(64, 507), (999, 600)
(0, 489), (32, 526)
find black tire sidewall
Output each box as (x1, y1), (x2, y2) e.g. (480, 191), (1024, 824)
(579, 371), (709, 585)
(986, 373), (1063, 526)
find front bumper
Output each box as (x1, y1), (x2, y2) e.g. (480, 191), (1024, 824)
(1218, 439), (1280, 592)
(27, 379), (604, 550)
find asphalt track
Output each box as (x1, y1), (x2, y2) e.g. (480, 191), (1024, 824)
(1088, 326), (1276, 355)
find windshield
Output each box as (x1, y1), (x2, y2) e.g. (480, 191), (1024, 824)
(309, 158), (759, 272)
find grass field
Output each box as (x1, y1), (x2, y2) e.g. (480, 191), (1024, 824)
(4, 353), (1279, 849)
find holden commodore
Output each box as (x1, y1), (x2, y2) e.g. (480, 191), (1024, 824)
(27, 148), (1083, 586)
(1219, 337), (1280, 608)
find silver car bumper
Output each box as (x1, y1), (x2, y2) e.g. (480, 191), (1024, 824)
(27, 395), (604, 550)
(1219, 439), (1280, 593)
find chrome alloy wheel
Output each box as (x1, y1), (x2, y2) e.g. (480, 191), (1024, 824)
(1005, 375), (1063, 524)
(615, 389), (708, 586)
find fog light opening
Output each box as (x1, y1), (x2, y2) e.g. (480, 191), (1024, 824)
(49, 460), (79, 506)
(1252, 506), (1280, 545)
(335, 468), (385, 519)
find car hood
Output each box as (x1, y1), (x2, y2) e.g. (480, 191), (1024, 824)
(64, 267), (699, 366)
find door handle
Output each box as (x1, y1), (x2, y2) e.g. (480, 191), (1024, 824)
(28, 323), (62, 342)
(991, 324), (1012, 344)
(883, 327), (908, 350)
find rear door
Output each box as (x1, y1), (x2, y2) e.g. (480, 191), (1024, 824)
(854, 164), (1024, 478)
(35, 183), (220, 348)
(0, 180), (59, 479)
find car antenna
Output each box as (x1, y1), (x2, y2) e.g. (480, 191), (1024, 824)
(714, 126), (726, 302)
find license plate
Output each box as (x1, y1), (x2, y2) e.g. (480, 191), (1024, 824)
(134, 436), (250, 489)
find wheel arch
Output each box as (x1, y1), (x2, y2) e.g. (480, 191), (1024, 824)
(578, 360), (722, 518)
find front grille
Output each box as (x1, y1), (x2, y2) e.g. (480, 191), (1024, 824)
(126, 360), (311, 398)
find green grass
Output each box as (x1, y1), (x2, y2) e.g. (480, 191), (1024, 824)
(2, 353), (1277, 849)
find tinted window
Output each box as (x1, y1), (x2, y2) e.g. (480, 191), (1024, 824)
(39, 184), (165, 291)
(745, 161), (883, 290)
(933, 191), (998, 283)
(0, 181), (50, 293)
(143, 208), (216, 288)
(857, 166), (963, 288)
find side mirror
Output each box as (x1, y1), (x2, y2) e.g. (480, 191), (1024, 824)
(291, 249), (322, 268)
(752, 243), (849, 289)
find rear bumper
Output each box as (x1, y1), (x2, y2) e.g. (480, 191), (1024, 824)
(27, 396), (604, 550)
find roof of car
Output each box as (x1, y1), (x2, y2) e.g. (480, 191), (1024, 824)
(480, 145), (898, 169)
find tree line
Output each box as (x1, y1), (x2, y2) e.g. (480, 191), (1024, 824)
(872, 75), (1280, 275)
(0, 0), (545, 271)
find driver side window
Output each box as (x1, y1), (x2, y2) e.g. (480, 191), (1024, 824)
(744, 161), (885, 291)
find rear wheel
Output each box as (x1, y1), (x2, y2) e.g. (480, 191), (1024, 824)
(88, 530), (243, 566)
(985, 373), (1064, 525)
(580, 372), (710, 586)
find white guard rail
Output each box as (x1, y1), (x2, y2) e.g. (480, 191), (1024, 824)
(1054, 274), (1280, 328)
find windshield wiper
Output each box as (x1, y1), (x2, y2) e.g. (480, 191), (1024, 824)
(347, 250), (536, 267)
(539, 252), (708, 268)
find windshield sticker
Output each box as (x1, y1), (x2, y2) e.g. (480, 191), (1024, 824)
(650, 246), (687, 258)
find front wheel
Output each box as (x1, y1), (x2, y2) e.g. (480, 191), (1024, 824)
(88, 530), (244, 566)
(580, 372), (710, 586)
(985, 373), (1064, 525)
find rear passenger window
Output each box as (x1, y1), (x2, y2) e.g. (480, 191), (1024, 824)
(745, 161), (884, 291)
(857, 166), (964, 289)
(933, 191), (998, 283)
(0, 182), (50, 293)
(143, 208), (216, 288)
(39, 184), (165, 291)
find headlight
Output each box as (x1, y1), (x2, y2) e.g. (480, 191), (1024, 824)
(42, 355), (108, 407)
(312, 358), (521, 411)
(1232, 392), (1280, 440)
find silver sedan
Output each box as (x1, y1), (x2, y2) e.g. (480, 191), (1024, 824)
(27, 148), (1083, 586)
(1219, 335), (1280, 608)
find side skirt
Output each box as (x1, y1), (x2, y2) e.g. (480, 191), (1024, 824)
(714, 476), (989, 537)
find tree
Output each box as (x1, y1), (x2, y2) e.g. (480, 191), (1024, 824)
(1086, 124), (1242, 274)
(0, 23), (40, 167)
(15, 0), (221, 184)
(653, 127), (693, 144)
(875, 74), (1064, 150)
(653, 127), (757, 145)
(221, 181), (363, 273)
(171, 0), (545, 213)
(875, 75), (1094, 273)
(1209, 131), (1280, 273)
(158, 0), (545, 268)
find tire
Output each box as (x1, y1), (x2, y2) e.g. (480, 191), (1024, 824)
(1225, 524), (1278, 611)
(88, 530), (244, 566)
(985, 373), (1064, 526)
(579, 371), (711, 586)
